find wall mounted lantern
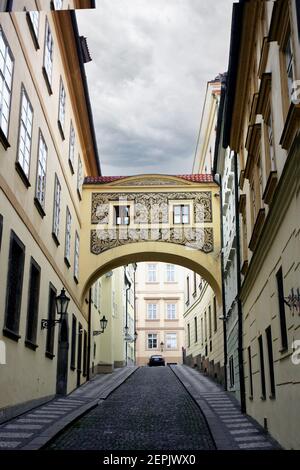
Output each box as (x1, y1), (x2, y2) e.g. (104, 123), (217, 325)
(41, 288), (70, 330)
(93, 315), (108, 336)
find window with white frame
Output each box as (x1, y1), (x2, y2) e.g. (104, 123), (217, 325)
(166, 264), (175, 282)
(147, 264), (157, 282)
(147, 333), (157, 349)
(77, 155), (83, 197)
(166, 333), (177, 349)
(114, 205), (130, 225)
(52, 174), (61, 241)
(284, 33), (295, 101)
(173, 204), (190, 224)
(35, 131), (47, 209)
(0, 28), (13, 140)
(166, 303), (176, 320)
(68, 121), (75, 171)
(29, 11), (39, 41)
(43, 19), (53, 86)
(58, 78), (66, 134)
(147, 304), (157, 320)
(17, 87), (33, 179)
(53, 0), (63, 9)
(64, 207), (71, 265)
(74, 231), (79, 281)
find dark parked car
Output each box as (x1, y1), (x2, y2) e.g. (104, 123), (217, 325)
(148, 355), (165, 366)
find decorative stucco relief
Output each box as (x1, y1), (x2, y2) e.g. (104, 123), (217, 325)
(90, 227), (214, 255)
(91, 191), (212, 224)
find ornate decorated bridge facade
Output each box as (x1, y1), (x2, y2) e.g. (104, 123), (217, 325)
(79, 174), (222, 303)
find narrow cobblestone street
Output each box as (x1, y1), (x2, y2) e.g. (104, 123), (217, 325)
(46, 367), (216, 451)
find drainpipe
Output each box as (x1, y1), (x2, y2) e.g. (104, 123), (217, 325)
(216, 173), (228, 391)
(125, 278), (131, 366)
(133, 264), (137, 365)
(234, 151), (246, 414)
(87, 288), (92, 381)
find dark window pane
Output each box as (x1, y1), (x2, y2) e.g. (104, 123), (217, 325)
(4, 231), (25, 336)
(266, 326), (276, 397)
(276, 267), (288, 350)
(248, 346), (254, 397)
(46, 283), (57, 357)
(26, 258), (41, 346)
(70, 314), (77, 369)
(258, 335), (266, 399)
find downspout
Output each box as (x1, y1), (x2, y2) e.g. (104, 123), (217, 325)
(234, 151), (246, 414)
(216, 173), (228, 391)
(87, 288), (92, 381)
(125, 280), (131, 366)
(133, 265), (137, 365)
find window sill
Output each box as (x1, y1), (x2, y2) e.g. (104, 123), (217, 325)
(74, 275), (79, 284)
(0, 127), (10, 150)
(25, 339), (39, 351)
(262, 171), (278, 205)
(15, 161), (31, 188)
(68, 158), (75, 175)
(34, 197), (46, 218)
(45, 351), (55, 360)
(42, 67), (53, 95)
(3, 327), (21, 342)
(269, 394), (276, 400)
(70, 365), (76, 371)
(52, 232), (60, 246)
(64, 256), (71, 268)
(57, 120), (65, 141)
(260, 395), (266, 401)
(248, 208), (265, 252)
(77, 188), (82, 201)
(26, 12), (40, 50)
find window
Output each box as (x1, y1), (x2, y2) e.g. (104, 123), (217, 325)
(204, 311), (207, 341)
(213, 296), (217, 332)
(166, 264), (175, 282)
(166, 333), (177, 349)
(43, 19), (54, 89)
(53, 0), (63, 9)
(200, 317), (203, 346)
(147, 264), (157, 282)
(27, 11), (39, 47)
(194, 317), (198, 343)
(46, 283), (57, 358)
(58, 78), (66, 137)
(187, 323), (190, 348)
(0, 28), (13, 143)
(35, 131), (47, 213)
(193, 272), (197, 295)
(147, 333), (157, 349)
(114, 205), (130, 225)
(3, 231), (25, 340)
(52, 175), (61, 244)
(83, 330), (87, 377)
(77, 155), (83, 198)
(17, 87), (33, 181)
(248, 346), (254, 397)
(208, 305), (212, 338)
(25, 258), (41, 349)
(284, 33), (295, 101)
(276, 267), (288, 351)
(265, 107), (276, 172)
(229, 356), (235, 388)
(70, 314), (77, 370)
(64, 207), (71, 266)
(173, 204), (190, 224)
(266, 326), (276, 398)
(258, 335), (266, 399)
(186, 276), (190, 305)
(166, 303), (176, 320)
(77, 323), (82, 375)
(68, 121), (75, 172)
(74, 231), (79, 282)
(147, 303), (157, 320)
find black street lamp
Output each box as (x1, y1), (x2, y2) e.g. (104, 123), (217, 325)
(93, 315), (108, 336)
(41, 288), (70, 330)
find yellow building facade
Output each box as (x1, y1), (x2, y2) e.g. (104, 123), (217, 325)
(135, 262), (185, 366)
(224, 0), (300, 449)
(0, 9), (99, 421)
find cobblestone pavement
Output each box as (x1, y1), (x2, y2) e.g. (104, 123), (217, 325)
(46, 367), (216, 450)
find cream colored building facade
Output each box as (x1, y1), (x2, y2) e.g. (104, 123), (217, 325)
(184, 76), (224, 384)
(135, 262), (185, 366)
(0, 9), (99, 422)
(223, 0), (300, 449)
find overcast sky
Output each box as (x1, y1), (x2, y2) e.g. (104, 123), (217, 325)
(77, 0), (234, 176)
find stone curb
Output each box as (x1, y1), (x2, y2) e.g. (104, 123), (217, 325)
(21, 367), (139, 450)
